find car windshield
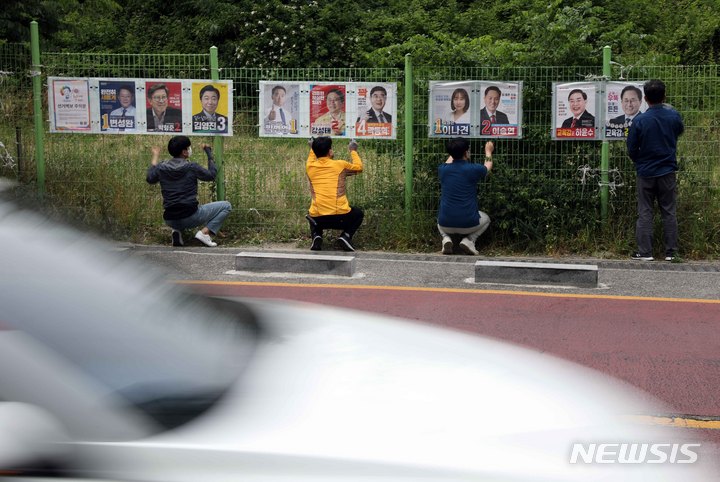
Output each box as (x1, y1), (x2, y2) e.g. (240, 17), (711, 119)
(0, 199), (259, 433)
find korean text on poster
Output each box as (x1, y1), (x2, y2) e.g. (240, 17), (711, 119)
(310, 84), (347, 137)
(553, 82), (601, 140)
(99, 80), (137, 132)
(355, 83), (396, 139)
(429, 82), (473, 137)
(144, 81), (184, 133)
(604, 82), (646, 140)
(191, 82), (232, 135)
(260, 83), (300, 136)
(478, 82), (522, 138)
(49, 78), (91, 132)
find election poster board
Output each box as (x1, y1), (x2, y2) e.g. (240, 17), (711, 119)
(48, 77), (233, 136)
(310, 84), (348, 137)
(258, 81), (398, 139)
(604, 81), (647, 140)
(429, 81), (474, 137)
(144, 80), (184, 134)
(49, 78), (91, 132)
(428, 80), (523, 138)
(190, 81), (232, 135)
(260, 82), (301, 137)
(478, 81), (522, 138)
(552, 82), (601, 140)
(354, 83), (396, 139)
(99, 80), (137, 132)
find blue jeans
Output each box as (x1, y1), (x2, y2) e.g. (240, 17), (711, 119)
(165, 201), (231, 235)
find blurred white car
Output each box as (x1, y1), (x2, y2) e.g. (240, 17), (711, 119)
(0, 186), (716, 481)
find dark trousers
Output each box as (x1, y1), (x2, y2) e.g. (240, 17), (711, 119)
(308, 207), (364, 238)
(636, 172), (678, 257)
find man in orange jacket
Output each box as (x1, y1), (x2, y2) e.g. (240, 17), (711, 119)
(305, 136), (364, 251)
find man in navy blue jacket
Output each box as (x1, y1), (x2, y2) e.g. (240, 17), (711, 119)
(147, 136), (232, 247)
(626, 79), (684, 261)
(437, 138), (494, 255)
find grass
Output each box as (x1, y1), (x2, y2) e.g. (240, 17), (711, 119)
(1, 96), (719, 258)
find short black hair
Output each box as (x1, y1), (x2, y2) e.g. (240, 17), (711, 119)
(643, 79), (666, 104)
(446, 138), (470, 160)
(370, 86), (387, 97)
(199, 84), (220, 100)
(484, 85), (501, 97)
(568, 89), (587, 101)
(168, 136), (191, 157)
(312, 136), (332, 157)
(118, 85), (134, 96)
(272, 85), (286, 95)
(620, 85), (642, 101)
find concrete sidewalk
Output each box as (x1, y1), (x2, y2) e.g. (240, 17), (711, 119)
(118, 243), (720, 301)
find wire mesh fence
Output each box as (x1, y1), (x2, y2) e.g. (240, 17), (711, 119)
(1, 43), (718, 254)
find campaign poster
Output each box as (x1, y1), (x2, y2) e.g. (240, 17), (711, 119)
(99, 80), (137, 132)
(478, 81), (522, 138)
(553, 82), (600, 140)
(144, 80), (183, 133)
(309, 84), (347, 137)
(49, 78), (91, 132)
(260, 82), (300, 136)
(604, 81), (647, 140)
(429, 81), (473, 137)
(354, 83), (396, 139)
(191, 81), (231, 135)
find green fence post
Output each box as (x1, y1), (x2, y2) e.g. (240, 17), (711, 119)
(30, 21), (45, 198)
(404, 53), (414, 225)
(210, 46), (225, 201)
(601, 46), (611, 220)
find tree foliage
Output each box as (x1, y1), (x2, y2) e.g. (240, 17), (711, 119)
(2, 0), (719, 67)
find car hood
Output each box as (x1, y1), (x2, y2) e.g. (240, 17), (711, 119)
(75, 299), (715, 481)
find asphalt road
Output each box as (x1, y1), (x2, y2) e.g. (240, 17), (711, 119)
(122, 243), (720, 438)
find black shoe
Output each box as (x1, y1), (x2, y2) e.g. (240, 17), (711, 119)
(310, 235), (323, 251)
(336, 233), (355, 252)
(171, 230), (184, 247)
(630, 252), (653, 261)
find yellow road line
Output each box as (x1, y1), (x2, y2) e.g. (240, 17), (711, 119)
(176, 280), (720, 305)
(630, 415), (720, 430)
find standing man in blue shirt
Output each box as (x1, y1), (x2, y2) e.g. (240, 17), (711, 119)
(626, 79), (684, 261)
(437, 138), (494, 255)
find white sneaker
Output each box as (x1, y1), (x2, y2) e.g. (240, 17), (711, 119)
(441, 236), (453, 255)
(195, 230), (217, 247)
(458, 237), (478, 255)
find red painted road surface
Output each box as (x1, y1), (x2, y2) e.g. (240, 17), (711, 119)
(187, 282), (720, 418)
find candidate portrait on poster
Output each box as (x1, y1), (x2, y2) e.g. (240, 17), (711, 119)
(429, 81), (473, 137)
(99, 80), (137, 132)
(261, 83), (299, 136)
(49, 78), (91, 132)
(553, 82), (600, 140)
(604, 82), (646, 139)
(478, 82), (522, 138)
(310, 84), (347, 137)
(355, 83), (396, 139)
(191, 82), (230, 134)
(145, 81), (183, 133)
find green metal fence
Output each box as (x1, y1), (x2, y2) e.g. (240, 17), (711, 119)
(1, 41), (718, 254)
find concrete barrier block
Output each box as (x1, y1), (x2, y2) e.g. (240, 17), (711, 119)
(475, 260), (598, 287)
(235, 252), (356, 276)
